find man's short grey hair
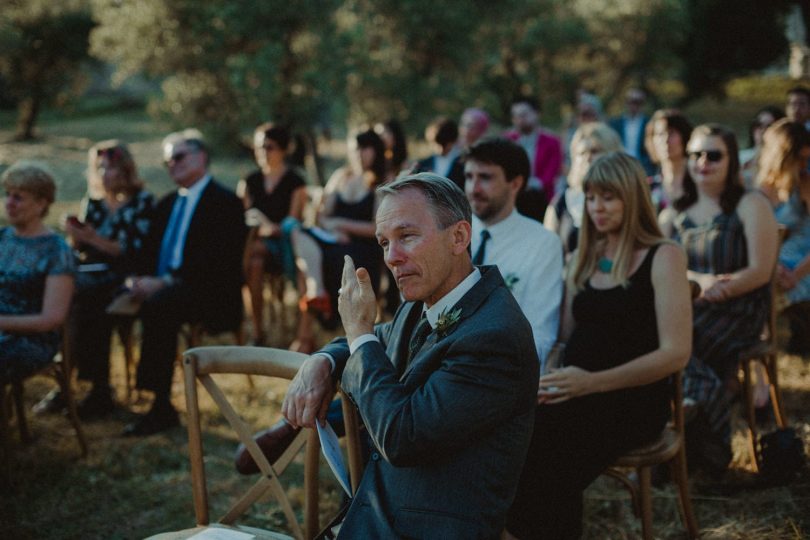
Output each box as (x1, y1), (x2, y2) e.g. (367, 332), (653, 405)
(162, 128), (210, 163)
(376, 172), (471, 229)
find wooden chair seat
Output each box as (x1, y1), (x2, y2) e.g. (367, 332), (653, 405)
(146, 523), (292, 540)
(613, 427), (680, 467)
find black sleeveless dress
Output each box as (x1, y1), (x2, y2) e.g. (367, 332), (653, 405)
(507, 244), (671, 539)
(308, 191), (382, 325)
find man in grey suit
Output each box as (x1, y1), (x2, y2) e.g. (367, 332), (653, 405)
(282, 173), (539, 539)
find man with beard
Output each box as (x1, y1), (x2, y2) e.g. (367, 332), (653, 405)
(465, 137), (563, 369)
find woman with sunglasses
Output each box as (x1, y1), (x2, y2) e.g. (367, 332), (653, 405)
(740, 106), (785, 189)
(36, 141), (155, 417)
(757, 118), (810, 354)
(674, 124), (778, 473)
(238, 123), (307, 346)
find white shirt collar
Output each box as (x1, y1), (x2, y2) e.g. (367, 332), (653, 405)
(178, 173), (211, 199)
(423, 267), (481, 328)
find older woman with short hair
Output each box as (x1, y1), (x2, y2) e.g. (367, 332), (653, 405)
(544, 121), (623, 260)
(1, 162), (74, 383)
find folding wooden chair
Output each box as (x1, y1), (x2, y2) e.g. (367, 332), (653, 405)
(604, 371), (699, 540)
(0, 326), (88, 467)
(146, 346), (364, 540)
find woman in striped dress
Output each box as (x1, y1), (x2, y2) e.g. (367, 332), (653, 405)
(673, 124), (778, 472)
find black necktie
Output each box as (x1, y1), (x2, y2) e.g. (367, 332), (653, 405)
(406, 313), (432, 367)
(472, 229), (490, 265)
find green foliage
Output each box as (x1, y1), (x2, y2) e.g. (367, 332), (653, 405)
(86, 0), (794, 145)
(0, 0), (95, 139)
(679, 0), (791, 102)
(91, 0), (345, 149)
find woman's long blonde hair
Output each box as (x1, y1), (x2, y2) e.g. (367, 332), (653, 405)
(569, 152), (666, 291)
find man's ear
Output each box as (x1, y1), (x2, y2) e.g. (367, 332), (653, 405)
(511, 175), (526, 194)
(451, 220), (472, 256)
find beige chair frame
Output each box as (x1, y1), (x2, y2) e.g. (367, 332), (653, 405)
(148, 346), (363, 540)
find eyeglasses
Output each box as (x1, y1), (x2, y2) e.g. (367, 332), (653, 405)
(687, 150), (725, 162)
(164, 151), (193, 167)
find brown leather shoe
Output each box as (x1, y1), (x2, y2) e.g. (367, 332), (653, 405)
(234, 419), (300, 475)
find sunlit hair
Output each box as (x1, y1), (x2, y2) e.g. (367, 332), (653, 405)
(2, 160), (57, 217)
(756, 118), (810, 194)
(678, 123), (744, 214)
(568, 122), (623, 188)
(570, 152), (665, 291)
(570, 122), (623, 156)
(162, 128), (210, 165)
(254, 122), (291, 150)
(377, 172), (471, 230)
(87, 140), (142, 199)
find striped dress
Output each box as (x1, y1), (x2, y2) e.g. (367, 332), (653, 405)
(674, 209), (770, 417)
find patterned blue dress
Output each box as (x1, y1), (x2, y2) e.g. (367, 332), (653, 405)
(0, 227), (74, 382)
(775, 191), (810, 305)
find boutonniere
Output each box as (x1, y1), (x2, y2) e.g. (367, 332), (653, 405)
(505, 273), (520, 291)
(435, 307), (462, 337)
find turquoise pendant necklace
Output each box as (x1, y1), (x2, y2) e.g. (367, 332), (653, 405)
(597, 257), (613, 273)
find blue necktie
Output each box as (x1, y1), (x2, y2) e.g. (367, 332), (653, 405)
(157, 195), (188, 276)
(472, 229), (490, 265)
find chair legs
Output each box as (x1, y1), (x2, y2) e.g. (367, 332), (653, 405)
(670, 447), (699, 539)
(741, 354), (788, 471)
(637, 466), (654, 540)
(55, 364), (88, 458)
(11, 380), (31, 443)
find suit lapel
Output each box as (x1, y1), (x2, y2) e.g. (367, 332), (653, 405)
(390, 301), (424, 376)
(400, 266), (504, 379)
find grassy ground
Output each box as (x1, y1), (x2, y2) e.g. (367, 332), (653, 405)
(2, 101), (810, 539)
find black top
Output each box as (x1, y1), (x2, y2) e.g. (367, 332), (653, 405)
(565, 243), (670, 432)
(244, 168), (306, 224)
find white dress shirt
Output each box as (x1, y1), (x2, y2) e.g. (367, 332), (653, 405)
(166, 174), (211, 272)
(433, 145), (461, 179)
(472, 210), (563, 366)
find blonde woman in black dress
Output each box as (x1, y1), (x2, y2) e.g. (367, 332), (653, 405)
(505, 152), (691, 539)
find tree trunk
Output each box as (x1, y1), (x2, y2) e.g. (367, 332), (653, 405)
(15, 96), (40, 141)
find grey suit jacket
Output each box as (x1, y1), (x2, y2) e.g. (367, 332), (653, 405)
(322, 266), (539, 539)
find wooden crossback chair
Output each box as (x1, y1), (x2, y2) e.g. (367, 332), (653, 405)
(0, 326), (88, 473)
(737, 225), (788, 472)
(146, 346), (364, 540)
(604, 370), (699, 540)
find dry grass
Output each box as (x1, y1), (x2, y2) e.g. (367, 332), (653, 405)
(2, 308), (809, 539)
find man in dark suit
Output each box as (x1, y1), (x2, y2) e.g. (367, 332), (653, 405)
(608, 88), (654, 175)
(125, 129), (246, 436)
(282, 173), (538, 538)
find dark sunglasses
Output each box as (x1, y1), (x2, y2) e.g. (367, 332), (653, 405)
(163, 150), (194, 167)
(687, 150), (725, 162)
(260, 142), (280, 151)
(97, 147), (123, 161)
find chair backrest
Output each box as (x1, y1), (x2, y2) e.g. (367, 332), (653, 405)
(181, 346), (363, 540)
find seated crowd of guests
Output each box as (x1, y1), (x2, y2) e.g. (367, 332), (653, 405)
(2, 86), (810, 537)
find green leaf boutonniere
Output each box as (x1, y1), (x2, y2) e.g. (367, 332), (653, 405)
(435, 307), (462, 337)
(505, 273), (520, 291)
